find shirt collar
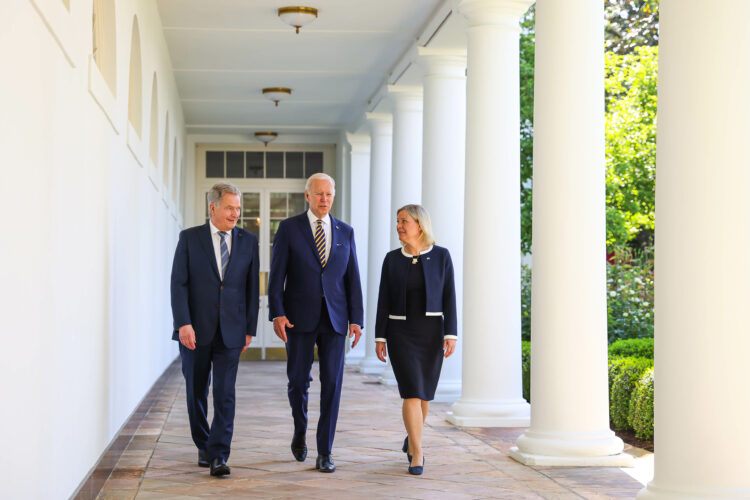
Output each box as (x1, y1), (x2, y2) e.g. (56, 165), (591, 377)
(307, 209), (330, 226)
(401, 245), (434, 258)
(209, 220), (230, 237)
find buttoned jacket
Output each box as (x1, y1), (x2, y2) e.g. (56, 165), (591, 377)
(375, 245), (457, 341)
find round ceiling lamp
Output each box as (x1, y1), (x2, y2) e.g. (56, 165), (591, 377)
(262, 87), (292, 107)
(278, 6), (318, 34)
(254, 131), (278, 146)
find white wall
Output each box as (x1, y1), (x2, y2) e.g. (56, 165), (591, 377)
(0, 1), (185, 497)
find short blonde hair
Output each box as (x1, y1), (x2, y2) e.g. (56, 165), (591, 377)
(397, 204), (436, 247)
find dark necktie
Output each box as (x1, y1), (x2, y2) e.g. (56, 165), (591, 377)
(314, 220), (327, 268)
(219, 231), (229, 278)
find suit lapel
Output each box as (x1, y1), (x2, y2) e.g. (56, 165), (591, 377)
(199, 223), (221, 280)
(297, 213), (322, 265)
(327, 216), (339, 267)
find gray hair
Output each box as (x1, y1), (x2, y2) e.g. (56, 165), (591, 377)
(305, 173), (336, 195)
(397, 204), (436, 247)
(207, 182), (241, 208)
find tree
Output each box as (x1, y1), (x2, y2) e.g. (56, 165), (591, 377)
(519, 6), (535, 254)
(605, 0), (659, 55)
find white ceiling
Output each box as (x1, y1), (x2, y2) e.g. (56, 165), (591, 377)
(156, 0), (468, 139)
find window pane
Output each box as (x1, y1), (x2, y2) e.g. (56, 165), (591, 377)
(267, 152), (283, 178)
(241, 217), (260, 237)
(206, 151), (224, 177)
(242, 193), (260, 218)
(270, 193), (287, 218)
(205, 192), (210, 217)
(226, 151), (244, 178)
(246, 152), (264, 178)
(289, 193), (307, 215)
(305, 152), (323, 176)
(286, 152), (303, 178)
(269, 219), (283, 244)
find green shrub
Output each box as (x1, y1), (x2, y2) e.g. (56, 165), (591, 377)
(521, 265), (531, 342)
(609, 338), (653, 359)
(522, 340), (530, 402)
(629, 368), (654, 440)
(610, 357), (652, 430)
(607, 245), (654, 342)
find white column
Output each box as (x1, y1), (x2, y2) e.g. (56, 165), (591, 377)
(508, 0), (630, 466)
(418, 48), (466, 403)
(335, 130), (350, 223)
(345, 133), (370, 366)
(638, 1), (750, 497)
(378, 85), (424, 386)
(359, 113), (393, 374)
(447, 0), (531, 427)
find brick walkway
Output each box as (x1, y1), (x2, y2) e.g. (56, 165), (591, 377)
(87, 360), (645, 499)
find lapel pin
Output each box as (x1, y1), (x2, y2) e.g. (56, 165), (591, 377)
(336, 225), (340, 230)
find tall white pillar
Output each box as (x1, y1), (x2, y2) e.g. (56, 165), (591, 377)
(359, 113), (393, 374)
(379, 86), (424, 386)
(638, 1), (750, 497)
(447, 0), (531, 427)
(345, 133), (371, 366)
(418, 48), (466, 403)
(508, 0), (629, 466)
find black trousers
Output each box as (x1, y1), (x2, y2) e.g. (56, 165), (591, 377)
(179, 329), (242, 461)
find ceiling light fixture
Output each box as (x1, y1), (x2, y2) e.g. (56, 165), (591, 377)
(262, 87), (292, 107)
(278, 6), (318, 34)
(254, 131), (278, 146)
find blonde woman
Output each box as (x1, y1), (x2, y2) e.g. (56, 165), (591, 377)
(375, 204), (457, 475)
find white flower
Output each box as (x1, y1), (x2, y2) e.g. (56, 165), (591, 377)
(609, 291), (617, 297)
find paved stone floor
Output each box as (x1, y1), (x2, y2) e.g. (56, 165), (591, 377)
(88, 360), (645, 499)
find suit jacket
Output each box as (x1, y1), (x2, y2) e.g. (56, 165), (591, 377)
(375, 245), (457, 341)
(268, 212), (364, 334)
(170, 223), (260, 348)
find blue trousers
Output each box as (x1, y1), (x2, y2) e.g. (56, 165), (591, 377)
(285, 301), (346, 456)
(179, 329), (242, 461)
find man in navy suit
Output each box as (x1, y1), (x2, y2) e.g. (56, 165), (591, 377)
(171, 182), (259, 477)
(269, 173), (364, 473)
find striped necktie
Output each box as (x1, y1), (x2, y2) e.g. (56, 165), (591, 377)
(218, 231), (229, 278)
(314, 219), (326, 268)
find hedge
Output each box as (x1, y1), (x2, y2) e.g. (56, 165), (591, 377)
(609, 337), (654, 359)
(629, 367), (654, 439)
(522, 340), (530, 402)
(609, 356), (653, 430)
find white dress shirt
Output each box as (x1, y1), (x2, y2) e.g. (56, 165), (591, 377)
(306, 209), (332, 263)
(209, 220), (232, 280)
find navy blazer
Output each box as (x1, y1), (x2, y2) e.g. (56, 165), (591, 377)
(170, 223), (260, 348)
(268, 212), (364, 334)
(375, 245), (457, 341)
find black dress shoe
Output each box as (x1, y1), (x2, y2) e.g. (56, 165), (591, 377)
(315, 454), (335, 473)
(210, 457), (230, 477)
(198, 449), (210, 468)
(408, 456), (425, 476)
(291, 433), (307, 462)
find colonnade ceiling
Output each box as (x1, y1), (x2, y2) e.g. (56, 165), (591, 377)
(156, 0), (468, 139)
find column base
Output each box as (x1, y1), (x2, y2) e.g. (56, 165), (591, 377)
(358, 356), (385, 375)
(509, 447), (633, 467)
(446, 398), (530, 427)
(510, 428), (630, 466)
(432, 379), (461, 403)
(637, 483), (750, 499)
(379, 363), (398, 386)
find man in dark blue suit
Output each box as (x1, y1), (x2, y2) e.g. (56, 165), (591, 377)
(171, 182), (259, 477)
(269, 173), (364, 473)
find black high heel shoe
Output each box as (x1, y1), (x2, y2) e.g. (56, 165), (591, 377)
(408, 456), (424, 475)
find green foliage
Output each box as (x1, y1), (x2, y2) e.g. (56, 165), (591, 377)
(609, 357), (652, 430)
(605, 0), (659, 55)
(519, 6), (535, 255)
(607, 245), (654, 342)
(605, 46), (658, 248)
(521, 340), (530, 402)
(609, 337), (653, 359)
(629, 367), (654, 439)
(521, 265), (531, 342)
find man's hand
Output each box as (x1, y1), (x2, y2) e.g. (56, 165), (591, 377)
(273, 316), (294, 343)
(242, 335), (253, 352)
(443, 339), (457, 358)
(179, 324), (196, 350)
(375, 342), (387, 362)
(349, 324), (362, 348)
